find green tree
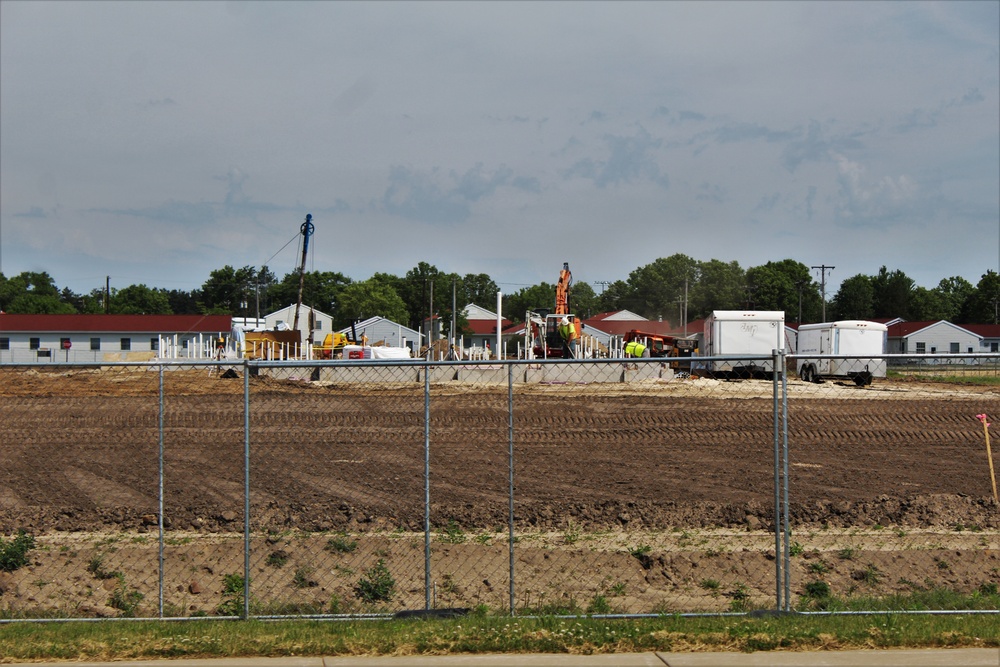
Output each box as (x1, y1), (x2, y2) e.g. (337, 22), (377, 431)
(965, 271), (1000, 324)
(200, 265), (256, 314)
(623, 254), (700, 322)
(1, 271), (74, 314)
(165, 289), (200, 315)
(109, 284), (172, 314)
(830, 274), (875, 320)
(931, 276), (974, 323)
(503, 283), (557, 324)
(744, 260), (820, 321)
(688, 259), (745, 319)
(398, 263), (445, 331)
(460, 273), (500, 310)
(595, 279), (632, 315)
(569, 281), (599, 319)
(336, 278), (408, 328)
(871, 266), (915, 319)
(268, 270), (351, 317)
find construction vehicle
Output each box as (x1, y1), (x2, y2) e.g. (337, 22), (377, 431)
(312, 322), (367, 359)
(622, 329), (699, 369)
(525, 262), (581, 358)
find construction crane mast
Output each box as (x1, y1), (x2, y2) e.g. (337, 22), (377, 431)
(291, 214), (314, 338)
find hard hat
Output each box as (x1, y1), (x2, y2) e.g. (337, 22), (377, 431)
(561, 316), (570, 325)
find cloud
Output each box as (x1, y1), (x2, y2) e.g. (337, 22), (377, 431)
(832, 153), (919, 225)
(562, 126), (669, 189)
(380, 163), (519, 224)
(14, 206), (47, 219)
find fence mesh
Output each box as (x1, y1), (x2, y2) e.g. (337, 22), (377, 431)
(0, 355), (997, 620)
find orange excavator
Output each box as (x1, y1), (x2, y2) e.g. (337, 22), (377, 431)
(527, 262), (581, 358)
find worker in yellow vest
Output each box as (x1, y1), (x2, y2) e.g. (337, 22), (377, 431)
(558, 316), (578, 359)
(624, 340), (648, 358)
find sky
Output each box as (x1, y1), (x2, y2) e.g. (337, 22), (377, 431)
(2, 1), (998, 301)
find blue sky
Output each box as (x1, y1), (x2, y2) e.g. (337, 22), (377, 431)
(1, 1), (998, 299)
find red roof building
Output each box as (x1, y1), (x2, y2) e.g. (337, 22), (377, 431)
(0, 313), (234, 362)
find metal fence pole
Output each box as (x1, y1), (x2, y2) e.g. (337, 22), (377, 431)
(507, 361), (515, 616)
(158, 364), (165, 618)
(424, 359), (432, 610)
(243, 361), (251, 620)
(772, 349), (783, 611)
(781, 349), (791, 611)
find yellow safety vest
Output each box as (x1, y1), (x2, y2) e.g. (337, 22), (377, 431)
(625, 341), (645, 357)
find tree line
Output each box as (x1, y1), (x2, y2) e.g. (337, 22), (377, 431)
(2, 256), (999, 337)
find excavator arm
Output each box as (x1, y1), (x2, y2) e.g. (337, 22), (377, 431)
(555, 262), (572, 315)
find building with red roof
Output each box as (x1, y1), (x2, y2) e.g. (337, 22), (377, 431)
(0, 313), (233, 362)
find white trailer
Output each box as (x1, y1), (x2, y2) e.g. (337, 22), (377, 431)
(795, 320), (887, 386)
(702, 310), (785, 377)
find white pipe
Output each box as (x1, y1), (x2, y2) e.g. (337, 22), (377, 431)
(496, 291), (502, 359)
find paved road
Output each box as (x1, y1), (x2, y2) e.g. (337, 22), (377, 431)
(6, 648), (999, 667)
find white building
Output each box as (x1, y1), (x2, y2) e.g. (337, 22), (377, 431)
(0, 313), (234, 363)
(338, 316), (422, 353)
(886, 320), (981, 355)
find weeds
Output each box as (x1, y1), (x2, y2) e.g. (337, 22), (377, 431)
(438, 520), (467, 544)
(293, 565), (316, 589)
(324, 534), (357, 554)
(354, 559), (396, 603)
(217, 573), (249, 616)
(108, 574), (144, 617)
(0, 530), (35, 572)
(265, 551), (289, 568)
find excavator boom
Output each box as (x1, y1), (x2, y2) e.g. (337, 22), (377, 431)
(555, 262), (572, 315)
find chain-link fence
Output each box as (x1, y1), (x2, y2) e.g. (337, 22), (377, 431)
(0, 354), (997, 621)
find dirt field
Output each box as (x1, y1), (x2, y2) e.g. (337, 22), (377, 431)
(0, 367), (998, 616)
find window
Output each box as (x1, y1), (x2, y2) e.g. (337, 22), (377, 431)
(150, 338), (159, 351)
(915, 342), (925, 354)
(0, 337), (8, 350)
(950, 342), (960, 354)
(30, 337), (40, 350)
(182, 338), (190, 349)
(930, 346), (937, 354)
(120, 338), (131, 351)
(992, 342), (999, 353)
(90, 337), (100, 351)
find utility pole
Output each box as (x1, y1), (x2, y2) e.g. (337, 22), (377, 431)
(811, 265), (834, 322)
(796, 280), (808, 325)
(593, 281), (610, 294)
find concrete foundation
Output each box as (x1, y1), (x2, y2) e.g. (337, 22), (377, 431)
(454, 365), (508, 384)
(319, 365), (419, 384)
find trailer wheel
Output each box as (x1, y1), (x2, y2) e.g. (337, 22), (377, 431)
(800, 365), (812, 383)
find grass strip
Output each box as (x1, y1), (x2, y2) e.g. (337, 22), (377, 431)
(0, 612), (998, 662)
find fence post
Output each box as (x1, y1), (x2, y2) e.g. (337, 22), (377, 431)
(772, 349), (783, 611)
(780, 348), (791, 611)
(158, 364), (165, 618)
(507, 360), (515, 616)
(243, 360), (251, 620)
(424, 359), (432, 610)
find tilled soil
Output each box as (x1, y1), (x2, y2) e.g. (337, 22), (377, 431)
(1, 368), (998, 534)
(0, 367), (998, 617)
